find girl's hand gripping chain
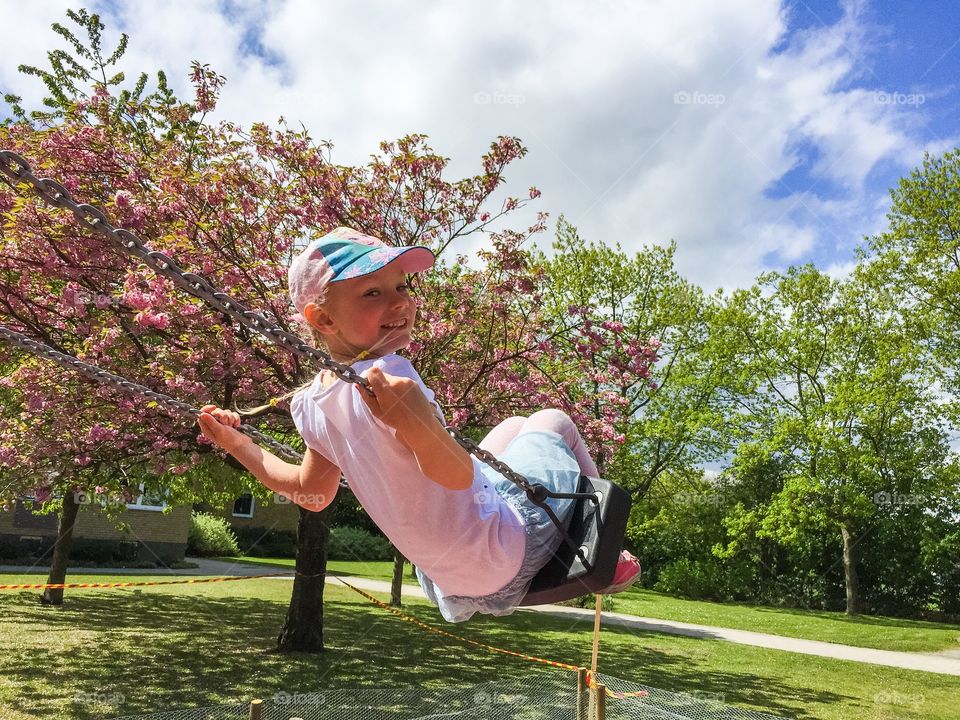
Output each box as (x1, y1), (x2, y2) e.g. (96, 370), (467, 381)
(355, 366), (436, 431)
(357, 366), (474, 491)
(197, 405), (251, 454)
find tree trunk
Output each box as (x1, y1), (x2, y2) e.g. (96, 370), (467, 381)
(276, 505), (332, 652)
(41, 491), (80, 606)
(840, 522), (861, 616)
(391, 548), (406, 607)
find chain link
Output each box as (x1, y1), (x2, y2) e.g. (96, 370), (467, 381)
(0, 150), (541, 497)
(0, 325), (304, 464)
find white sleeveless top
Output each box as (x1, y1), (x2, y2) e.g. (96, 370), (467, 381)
(290, 354), (525, 597)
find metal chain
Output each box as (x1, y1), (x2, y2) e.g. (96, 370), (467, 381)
(0, 150), (541, 498)
(0, 324), (304, 464)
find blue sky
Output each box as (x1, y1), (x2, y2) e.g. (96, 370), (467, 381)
(777, 0), (959, 271)
(1, 0), (958, 292)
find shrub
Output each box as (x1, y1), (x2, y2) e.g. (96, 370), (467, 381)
(557, 594), (614, 611)
(327, 525), (392, 561)
(233, 526), (297, 558)
(188, 512), (240, 557)
(328, 493), (380, 534)
(654, 557), (729, 601)
(70, 538), (140, 564)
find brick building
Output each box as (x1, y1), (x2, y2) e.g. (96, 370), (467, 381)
(0, 489), (191, 565)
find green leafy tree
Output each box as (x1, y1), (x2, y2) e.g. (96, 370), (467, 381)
(537, 218), (727, 496)
(713, 265), (957, 614)
(860, 148), (960, 412)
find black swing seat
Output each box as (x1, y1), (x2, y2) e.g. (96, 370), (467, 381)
(519, 475), (632, 606)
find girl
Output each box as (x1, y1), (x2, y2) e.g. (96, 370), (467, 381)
(198, 226), (640, 622)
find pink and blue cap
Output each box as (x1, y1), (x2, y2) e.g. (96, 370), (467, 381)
(288, 227), (435, 314)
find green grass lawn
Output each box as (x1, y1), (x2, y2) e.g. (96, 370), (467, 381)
(219, 557), (960, 654)
(613, 589), (960, 654)
(1, 573), (957, 720)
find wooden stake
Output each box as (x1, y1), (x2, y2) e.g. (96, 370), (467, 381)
(593, 682), (606, 720)
(576, 667), (588, 720)
(248, 698), (263, 720)
(590, 593), (603, 673)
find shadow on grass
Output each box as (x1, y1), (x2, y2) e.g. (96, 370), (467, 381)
(0, 586), (849, 720)
(750, 605), (960, 632)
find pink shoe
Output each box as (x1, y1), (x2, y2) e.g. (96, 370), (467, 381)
(600, 550), (642, 594)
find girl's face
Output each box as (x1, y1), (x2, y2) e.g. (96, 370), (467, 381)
(305, 263), (417, 362)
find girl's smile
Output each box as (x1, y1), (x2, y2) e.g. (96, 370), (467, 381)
(303, 263), (417, 362)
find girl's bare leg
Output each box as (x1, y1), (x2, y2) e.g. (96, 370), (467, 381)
(478, 416), (527, 456)
(518, 409), (600, 477)
(479, 410), (599, 477)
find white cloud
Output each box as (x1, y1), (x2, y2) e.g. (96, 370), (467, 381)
(0, 0), (951, 293)
(824, 258), (858, 279)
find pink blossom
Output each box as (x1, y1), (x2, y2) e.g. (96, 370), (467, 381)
(135, 311), (170, 330)
(86, 424), (118, 443)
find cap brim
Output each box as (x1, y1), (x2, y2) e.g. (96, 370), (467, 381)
(390, 246), (435, 273)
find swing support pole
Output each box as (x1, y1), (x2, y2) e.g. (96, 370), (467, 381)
(591, 593), (603, 672)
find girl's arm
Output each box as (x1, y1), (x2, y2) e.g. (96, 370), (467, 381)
(198, 406), (340, 511)
(356, 368), (474, 491)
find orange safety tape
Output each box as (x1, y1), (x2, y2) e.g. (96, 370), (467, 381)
(329, 576), (648, 701)
(0, 568), (647, 700)
(0, 571), (292, 590)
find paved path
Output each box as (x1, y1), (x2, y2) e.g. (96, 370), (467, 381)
(4, 559), (959, 676)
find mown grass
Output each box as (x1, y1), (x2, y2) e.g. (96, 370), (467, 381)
(612, 590), (960, 654)
(220, 557), (960, 653)
(0, 573), (957, 720)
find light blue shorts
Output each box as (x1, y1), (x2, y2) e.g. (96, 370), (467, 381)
(417, 430), (580, 622)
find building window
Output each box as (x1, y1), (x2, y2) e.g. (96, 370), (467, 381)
(127, 483), (167, 512)
(232, 494), (255, 518)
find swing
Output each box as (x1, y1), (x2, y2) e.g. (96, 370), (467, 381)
(520, 474), (632, 605)
(0, 150), (635, 605)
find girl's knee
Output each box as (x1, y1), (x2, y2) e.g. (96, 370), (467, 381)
(497, 416), (528, 434)
(479, 415), (527, 454)
(526, 408), (575, 433)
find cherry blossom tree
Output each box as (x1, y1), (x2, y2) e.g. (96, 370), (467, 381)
(0, 9), (655, 643)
